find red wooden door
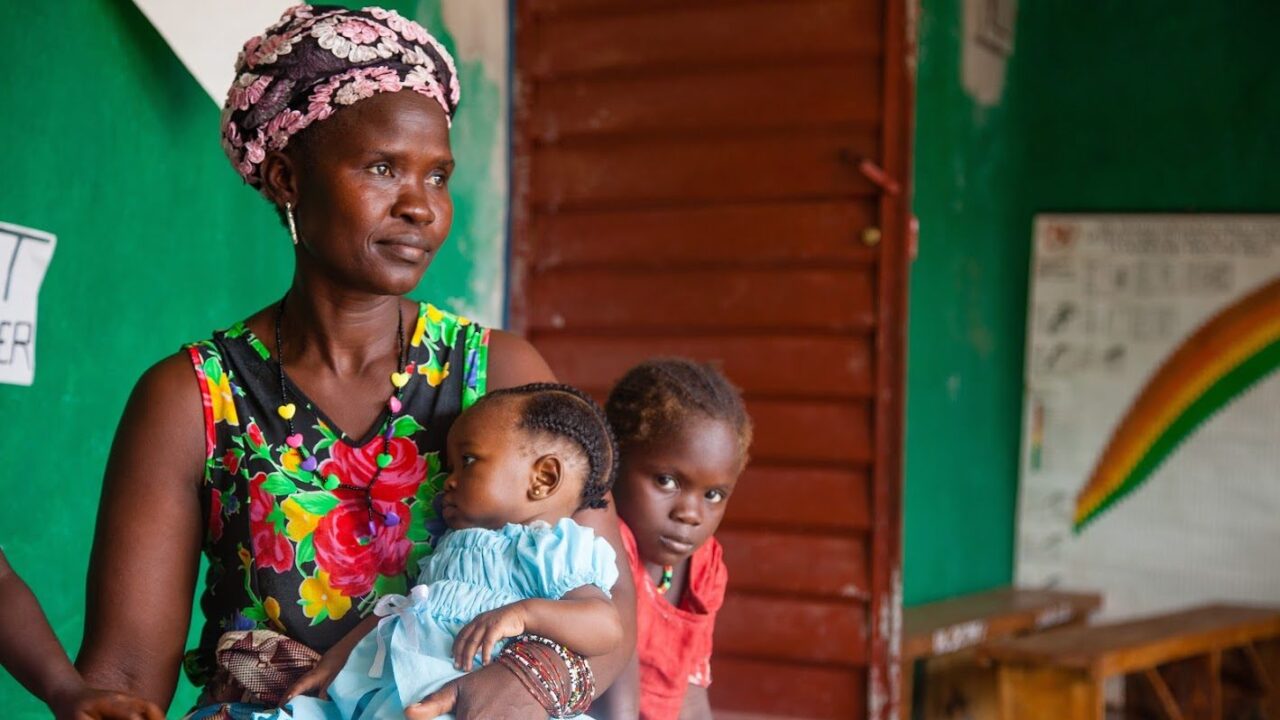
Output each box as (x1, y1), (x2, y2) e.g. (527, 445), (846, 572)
(511, 2), (913, 718)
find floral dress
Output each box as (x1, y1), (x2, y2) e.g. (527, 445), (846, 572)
(182, 302), (488, 696)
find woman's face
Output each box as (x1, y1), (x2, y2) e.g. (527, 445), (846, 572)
(284, 90), (454, 295)
(613, 416), (742, 568)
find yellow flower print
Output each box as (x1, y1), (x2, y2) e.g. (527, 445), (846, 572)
(282, 498), (321, 541)
(282, 449), (302, 472)
(418, 361), (450, 387)
(264, 596), (286, 632)
(458, 316), (471, 326)
(237, 546), (252, 570)
(299, 571), (351, 621)
(207, 372), (239, 426)
(410, 314), (426, 347)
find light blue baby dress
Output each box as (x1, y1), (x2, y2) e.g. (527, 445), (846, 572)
(264, 518), (618, 720)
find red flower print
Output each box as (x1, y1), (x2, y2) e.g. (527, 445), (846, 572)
(249, 472), (294, 574)
(247, 422), (265, 450)
(222, 450), (240, 476)
(312, 494), (412, 597)
(316, 437), (426, 504)
(209, 490), (224, 542)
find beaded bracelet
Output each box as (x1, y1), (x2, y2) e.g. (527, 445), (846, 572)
(497, 634), (596, 718)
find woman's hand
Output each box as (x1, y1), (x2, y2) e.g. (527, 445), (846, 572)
(48, 685), (165, 720)
(452, 602), (528, 669)
(404, 662), (548, 720)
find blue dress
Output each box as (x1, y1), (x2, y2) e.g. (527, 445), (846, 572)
(264, 518), (618, 720)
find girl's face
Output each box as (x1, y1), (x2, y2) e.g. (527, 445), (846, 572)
(441, 401), (536, 530)
(614, 415), (742, 568)
(278, 91), (455, 296)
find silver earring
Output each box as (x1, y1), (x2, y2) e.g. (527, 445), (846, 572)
(285, 202), (299, 246)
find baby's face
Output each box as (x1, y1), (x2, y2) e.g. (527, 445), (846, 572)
(440, 400), (535, 530)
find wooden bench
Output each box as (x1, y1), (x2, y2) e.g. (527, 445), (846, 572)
(902, 587), (1102, 719)
(982, 604), (1280, 720)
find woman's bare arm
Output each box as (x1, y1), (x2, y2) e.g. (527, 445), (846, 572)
(76, 353), (207, 709)
(571, 500), (638, 699)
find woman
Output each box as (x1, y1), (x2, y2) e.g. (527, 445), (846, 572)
(75, 6), (635, 718)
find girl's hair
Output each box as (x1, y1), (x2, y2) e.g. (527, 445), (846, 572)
(605, 358), (753, 466)
(474, 383), (618, 510)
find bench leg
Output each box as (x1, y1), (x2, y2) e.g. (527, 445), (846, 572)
(1248, 640), (1280, 719)
(1143, 667), (1186, 720)
(996, 665), (1101, 720)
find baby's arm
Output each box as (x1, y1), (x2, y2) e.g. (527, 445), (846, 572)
(0, 551), (163, 719)
(282, 614), (380, 703)
(453, 585), (623, 669)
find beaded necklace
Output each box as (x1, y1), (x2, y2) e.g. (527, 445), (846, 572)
(274, 294), (410, 546)
(655, 565), (674, 594)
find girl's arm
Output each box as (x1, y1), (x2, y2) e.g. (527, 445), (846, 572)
(0, 550), (83, 711)
(593, 655), (640, 720)
(678, 685), (713, 720)
(77, 354), (208, 709)
(452, 585), (623, 668)
(0, 551), (164, 719)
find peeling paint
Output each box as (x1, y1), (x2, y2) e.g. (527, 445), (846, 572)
(413, 0), (507, 326)
(961, 0), (1016, 106)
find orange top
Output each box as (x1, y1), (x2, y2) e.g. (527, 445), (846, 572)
(619, 520), (728, 720)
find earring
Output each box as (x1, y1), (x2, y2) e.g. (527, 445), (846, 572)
(285, 202), (299, 246)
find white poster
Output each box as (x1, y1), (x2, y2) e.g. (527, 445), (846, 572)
(1016, 215), (1280, 619)
(0, 222), (56, 386)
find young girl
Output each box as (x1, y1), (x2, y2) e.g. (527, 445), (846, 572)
(604, 359), (752, 720)
(0, 549), (163, 718)
(270, 383), (623, 720)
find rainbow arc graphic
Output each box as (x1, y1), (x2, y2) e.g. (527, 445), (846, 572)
(1075, 277), (1280, 530)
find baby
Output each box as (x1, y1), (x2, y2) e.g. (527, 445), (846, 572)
(271, 382), (623, 719)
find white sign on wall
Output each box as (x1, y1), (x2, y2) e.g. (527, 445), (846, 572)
(131, 0), (295, 103)
(1016, 215), (1280, 619)
(0, 222), (56, 386)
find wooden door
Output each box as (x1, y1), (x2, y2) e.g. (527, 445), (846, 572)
(511, 2), (913, 718)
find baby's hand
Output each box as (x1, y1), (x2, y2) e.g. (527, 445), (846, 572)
(49, 686), (164, 720)
(452, 601), (528, 669)
(281, 642), (350, 705)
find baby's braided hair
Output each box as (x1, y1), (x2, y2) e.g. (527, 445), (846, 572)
(474, 383), (618, 510)
(605, 358), (753, 466)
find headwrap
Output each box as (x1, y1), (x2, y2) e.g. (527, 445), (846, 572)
(220, 4), (461, 192)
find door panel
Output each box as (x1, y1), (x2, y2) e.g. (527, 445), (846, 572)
(512, 1), (912, 716)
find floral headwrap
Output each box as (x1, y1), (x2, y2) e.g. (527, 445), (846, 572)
(221, 4), (461, 191)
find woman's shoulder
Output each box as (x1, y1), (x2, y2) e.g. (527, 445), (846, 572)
(485, 330), (554, 389)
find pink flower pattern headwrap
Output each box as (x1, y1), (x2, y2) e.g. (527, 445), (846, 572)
(220, 4), (461, 192)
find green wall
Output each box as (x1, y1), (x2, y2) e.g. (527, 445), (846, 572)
(0, 2), (504, 716)
(904, 0), (1280, 606)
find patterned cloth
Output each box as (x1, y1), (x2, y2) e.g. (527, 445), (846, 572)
(221, 4), (460, 191)
(618, 521), (727, 720)
(182, 302), (488, 706)
(265, 519), (618, 720)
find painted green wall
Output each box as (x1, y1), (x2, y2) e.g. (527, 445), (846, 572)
(904, 0), (1280, 606)
(0, 2), (504, 716)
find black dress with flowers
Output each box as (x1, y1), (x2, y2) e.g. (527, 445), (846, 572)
(181, 302), (488, 688)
